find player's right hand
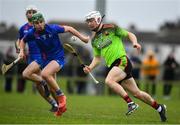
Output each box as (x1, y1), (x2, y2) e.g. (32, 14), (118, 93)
(133, 43), (141, 53)
(15, 41), (20, 53)
(83, 65), (91, 74)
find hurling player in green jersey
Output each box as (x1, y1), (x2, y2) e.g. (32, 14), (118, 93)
(83, 11), (167, 122)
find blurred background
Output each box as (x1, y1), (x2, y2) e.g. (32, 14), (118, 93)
(0, 0), (180, 98)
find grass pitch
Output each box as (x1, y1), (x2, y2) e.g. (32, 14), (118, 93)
(0, 77), (180, 124)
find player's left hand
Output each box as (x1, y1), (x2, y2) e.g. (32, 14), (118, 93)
(133, 43), (141, 53)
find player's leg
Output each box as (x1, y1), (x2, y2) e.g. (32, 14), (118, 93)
(22, 61), (43, 82)
(41, 60), (66, 116)
(23, 61), (58, 112)
(22, 61), (50, 97)
(105, 66), (127, 97)
(121, 78), (167, 122)
(35, 83), (58, 112)
(49, 74), (58, 102)
(105, 66), (138, 115)
(34, 70), (58, 112)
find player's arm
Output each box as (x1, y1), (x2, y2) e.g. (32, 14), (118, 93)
(16, 27), (24, 53)
(63, 25), (89, 43)
(18, 39), (26, 60)
(15, 39), (21, 53)
(127, 31), (141, 53)
(83, 56), (101, 73)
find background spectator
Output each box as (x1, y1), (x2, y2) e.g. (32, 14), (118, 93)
(130, 51), (142, 88)
(163, 51), (179, 99)
(3, 46), (16, 92)
(16, 59), (27, 93)
(142, 50), (160, 97)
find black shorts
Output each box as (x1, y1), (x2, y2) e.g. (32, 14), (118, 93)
(108, 56), (133, 84)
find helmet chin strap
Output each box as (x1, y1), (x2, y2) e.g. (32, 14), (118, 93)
(92, 23), (102, 32)
(92, 15), (105, 32)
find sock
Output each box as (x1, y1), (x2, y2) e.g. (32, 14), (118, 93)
(40, 80), (46, 86)
(49, 99), (58, 107)
(123, 95), (133, 103)
(40, 80), (50, 97)
(151, 101), (160, 110)
(55, 89), (63, 96)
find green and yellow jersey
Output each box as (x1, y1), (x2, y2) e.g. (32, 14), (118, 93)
(91, 24), (128, 67)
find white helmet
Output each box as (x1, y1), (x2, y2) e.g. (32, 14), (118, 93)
(25, 5), (38, 12)
(85, 11), (102, 24)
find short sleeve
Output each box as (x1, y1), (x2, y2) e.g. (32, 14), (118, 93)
(18, 27), (24, 40)
(52, 24), (65, 34)
(115, 26), (128, 38)
(23, 34), (29, 43)
(23, 31), (34, 43)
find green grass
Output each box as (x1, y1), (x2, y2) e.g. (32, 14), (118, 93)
(0, 76), (180, 124)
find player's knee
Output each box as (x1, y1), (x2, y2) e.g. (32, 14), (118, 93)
(133, 91), (142, 98)
(105, 77), (113, 85)
(41, 71), (49, 80)
(22, 70), (30, 79)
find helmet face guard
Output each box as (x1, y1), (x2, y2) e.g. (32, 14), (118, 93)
(31, 13), (45, 31)
(25, 5), (38, 22)
(85, 11), (105, 32)
(85, 11), (102, 25)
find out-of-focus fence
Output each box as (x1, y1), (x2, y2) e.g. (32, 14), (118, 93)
(0, 74), (180, 98)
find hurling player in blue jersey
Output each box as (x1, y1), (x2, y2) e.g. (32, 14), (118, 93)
(16, 5), (58, 112)
(18, 12), (89, 116)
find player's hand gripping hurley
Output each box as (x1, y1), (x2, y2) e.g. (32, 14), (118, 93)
(1, 57), (21, 75)
(63, 43), (99, 84)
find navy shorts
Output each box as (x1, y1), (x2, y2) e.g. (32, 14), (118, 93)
(43, 52), (65, 69)
(27, 53), (44, 68)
